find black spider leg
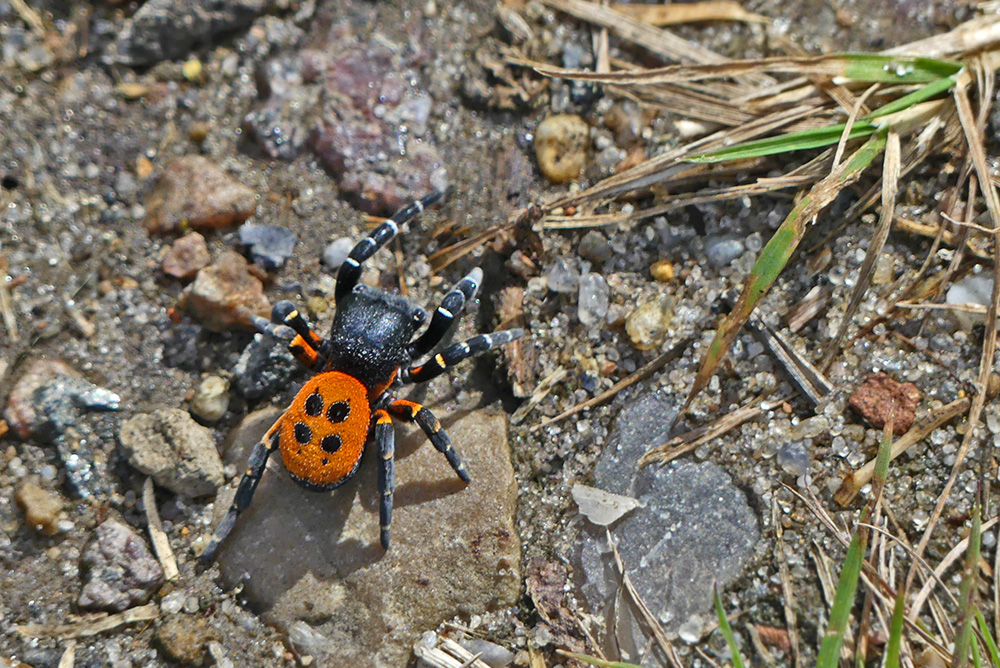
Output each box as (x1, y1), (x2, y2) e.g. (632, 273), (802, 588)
(387, 397), (470, 483)
(334, 190), (446, 303)
(401, 329), (526, 384)
(251, 302), (327, 371)
(409, 267), (483, 359)
(200, 418), (282, 564)
(372, 408), (395, 550)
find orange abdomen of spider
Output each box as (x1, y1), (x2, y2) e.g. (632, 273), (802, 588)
(278, 371), (372, 490)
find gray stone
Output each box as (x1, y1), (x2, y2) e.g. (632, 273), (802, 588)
(232, 332), (301, 400)
(210, 408), (520, 668)
(239, 223), (297, 270)
(546, 257), (579, 293)
(118, 408), (225, 497)
(578, 231), (613, 263)
(79, 519), (164, 612)
(109, 0), (266, 67)
(322, 237), (356, 271)
(577, 272), (609, 328)
(704, 237), (745, 269)
(579, 393), (759, 652)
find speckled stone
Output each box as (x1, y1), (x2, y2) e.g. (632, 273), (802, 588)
(119, 408), (225, 497)
(579, 393), (759, 650)
(143, 156), (257, 235)
(209, 408), (520, 668)
(78, 518), (164, 612)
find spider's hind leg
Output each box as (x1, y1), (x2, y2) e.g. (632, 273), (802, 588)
(388, 398), (469, 483)
(373, 408), (395, 550)
(200, 417), (282, 564)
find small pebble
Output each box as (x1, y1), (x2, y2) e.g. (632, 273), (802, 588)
(178, 250), (271, 332)
(578, 231), (613, 263)
(15, 480), (65, 535)
(143, 155), (257, 235)
(578, 273), (609, 328)
(162, 232), (211, 280)
(705, 237), (745, 269)
(848, 372), (920, 435)
(189, 375), (231, 423)
(534, 114), (589, 183)
(625, 296), (674, 350)
(239, 223), (297, 270)
(546, 257), (579, 293)
(776, 442), (810, 477)
(161, 591), (186, 615)
(154, 614), (221, 666)
(650, 259), (674, 282)
(79, 519), (164, 612)
(322, 237), (355, 270)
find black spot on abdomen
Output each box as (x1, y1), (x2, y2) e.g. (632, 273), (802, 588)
(294, 422), (312, 444)
(326, 401), (350, 424)
(321, 434), (342, 453)
(304, 392), (324, 416)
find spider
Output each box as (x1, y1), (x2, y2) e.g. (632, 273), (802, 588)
(200, 190), (524, 562)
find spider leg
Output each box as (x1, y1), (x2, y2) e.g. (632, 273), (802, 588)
(408, 267), (482, 359)
(200, 417), (282, 564)
(388, 398), (470, 483)
(335, 190), (446, 303)
(373, 408), (395, 550)
(251, 302), (326, 370)
(401, 329), (525, 385)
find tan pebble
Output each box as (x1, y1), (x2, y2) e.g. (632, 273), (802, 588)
(188, 121), (211, 144)
(115, 82), (150, 99)
(625, 296), (674, 350)
(136, 156), (155, 180)
(15, 480), (64, 535)
(178, 251), (270, 331)
(650, 259), (674, 282)
(143, 155), (257, 235)
(534, 114), (589, 183)
(190, 375), (231, 423)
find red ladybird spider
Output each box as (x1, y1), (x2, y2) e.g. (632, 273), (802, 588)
(201, 190), (524, 562)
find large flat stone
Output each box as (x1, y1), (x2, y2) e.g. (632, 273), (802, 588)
(212, 407), (520, 667)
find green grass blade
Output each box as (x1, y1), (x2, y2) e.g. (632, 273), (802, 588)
(816, 511), (869, 668)
(975, 611), (1000, 667)
(953, 502), (983, 668)
(866, 73), (960, 120)
(839, 54), (961, 82)
(882, 589), (906, 668)
(687, 122), (877, 163)
(714, 585), (745, 668)
(683, 130), (887, 410)
(688, 70), (958, 164)
(556, 651), (644, 668)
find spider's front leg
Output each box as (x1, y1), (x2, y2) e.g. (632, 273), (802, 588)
(409, 267), (482, 359)
(334, 190), (446, 303)
(253, 301), (328, 370)
(200, 418), (282, 564)
(402, 328), (525, 384)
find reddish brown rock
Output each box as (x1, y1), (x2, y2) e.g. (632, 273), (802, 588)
(848, 372), (921, 435)
(143, 155), (257, 234)
(178, 251), (270, 332)
(162, 232), (211, 279)
(3, 359), (80, 439)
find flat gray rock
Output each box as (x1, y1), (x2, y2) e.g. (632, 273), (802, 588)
(211, 407), (520, 668)
(579, 393), (759, 654)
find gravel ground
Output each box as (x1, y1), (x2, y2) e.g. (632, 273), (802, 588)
(0, 0), (994, 667)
